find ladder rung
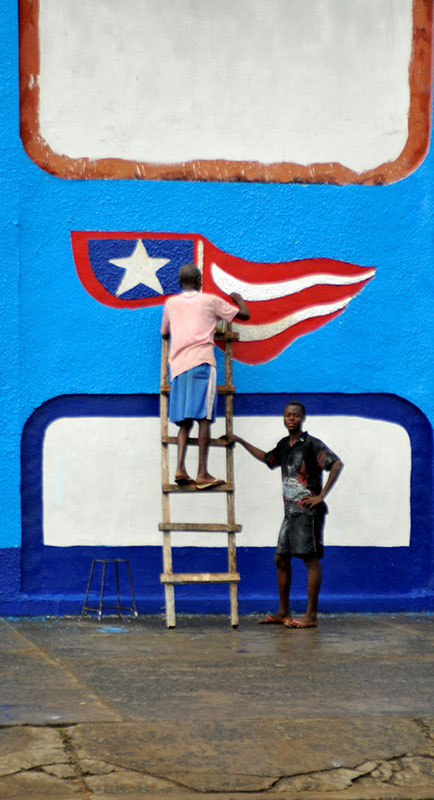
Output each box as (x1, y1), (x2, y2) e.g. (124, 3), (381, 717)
(160, 572), (241, 584)
(159, 522), (242, 532)
(161, 436), (229, 447)
(161, 384), (235, 395)
(214, 331), (239, 340)
(163, 483), (233, 493)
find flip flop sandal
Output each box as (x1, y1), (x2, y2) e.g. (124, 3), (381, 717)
(196, 478), (225, 490)
(285, 619), (318, 628)
(175, 476), (196, 486)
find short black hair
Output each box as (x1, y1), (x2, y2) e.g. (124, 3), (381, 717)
(284, 400), (306, 417)
(179, 263), (201, 288)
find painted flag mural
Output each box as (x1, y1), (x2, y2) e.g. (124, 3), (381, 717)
(71, 232), (375, 364)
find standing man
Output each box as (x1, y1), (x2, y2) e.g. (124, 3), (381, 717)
(227, 402), (343, 627)
(161, 263), (249, 489)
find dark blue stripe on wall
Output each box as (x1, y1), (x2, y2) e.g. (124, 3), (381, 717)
(20, 393), (433, 610)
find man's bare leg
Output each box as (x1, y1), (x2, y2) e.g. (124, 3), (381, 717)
(195, 419), (226, 488)
(196, 419), (216, 483)
(291, 556), (321, 628)
(260, 554), (292, 624)
(175, 421), (193, 482)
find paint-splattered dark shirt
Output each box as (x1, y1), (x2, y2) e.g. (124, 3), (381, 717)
(264, 431), (339, 515)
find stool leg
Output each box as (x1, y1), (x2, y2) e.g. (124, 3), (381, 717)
(81, 560), (96, 618)
(98, 561), (106, 621)
(115, 560), (122, 618)
(125, 561), (138, 617)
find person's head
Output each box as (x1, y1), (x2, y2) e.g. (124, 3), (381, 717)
(179, 263), (201, 291)
(283, 401), (306, 433)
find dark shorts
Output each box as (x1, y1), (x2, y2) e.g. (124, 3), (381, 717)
(275, 512), (325, 559)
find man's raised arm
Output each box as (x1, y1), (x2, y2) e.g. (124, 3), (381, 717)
(229, 292), (250, 320)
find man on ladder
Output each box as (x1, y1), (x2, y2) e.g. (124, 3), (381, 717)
(161, 263), (249, 489)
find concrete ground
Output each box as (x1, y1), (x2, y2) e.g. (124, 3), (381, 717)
(1, 614), (434, 800)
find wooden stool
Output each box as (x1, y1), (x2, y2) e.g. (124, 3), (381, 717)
(81, 558), (138, 620)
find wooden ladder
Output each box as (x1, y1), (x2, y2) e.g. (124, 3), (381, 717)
(159, 326), (241, 628)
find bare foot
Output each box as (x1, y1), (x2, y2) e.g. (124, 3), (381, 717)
(285, 615), (318, 629)
(259, 612), (292, 625)
(196, 471), (217, 483)
(175, 472), (195, 486)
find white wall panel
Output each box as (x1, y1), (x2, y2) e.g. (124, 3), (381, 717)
(38, 0), (412, 172)
(42, 415), (411, 548)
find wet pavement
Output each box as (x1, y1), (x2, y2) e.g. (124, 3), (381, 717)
(1, 613), (434, 799)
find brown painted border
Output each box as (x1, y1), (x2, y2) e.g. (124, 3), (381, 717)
(19, 0), (433, 184)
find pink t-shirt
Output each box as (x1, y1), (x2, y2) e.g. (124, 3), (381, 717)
(161, 291), (238, 378)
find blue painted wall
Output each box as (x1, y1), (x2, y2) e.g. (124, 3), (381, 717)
(1, 1), (433, 614)
(18, 393), (433, 615)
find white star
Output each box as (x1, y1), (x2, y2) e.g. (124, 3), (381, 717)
(109, 240), (170, 296)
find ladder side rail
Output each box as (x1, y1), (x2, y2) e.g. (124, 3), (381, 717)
(160, 335), (175, 627)
(160, 336), (171, 503)
(224, 327), (239, 627)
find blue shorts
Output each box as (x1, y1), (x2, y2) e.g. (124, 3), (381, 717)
(169, 363), (217, 425)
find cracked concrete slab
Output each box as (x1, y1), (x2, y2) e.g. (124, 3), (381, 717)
(83, 768), (186, 794)
(1, 614), (434, 798)
(0, 726), (67, 776)
(0, 726), (87, 799)
(0, 771), (85, 799)
(68, 717), (433, 792)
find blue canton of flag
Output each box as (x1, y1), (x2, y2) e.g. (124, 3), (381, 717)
(87, 237), (194, 301)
